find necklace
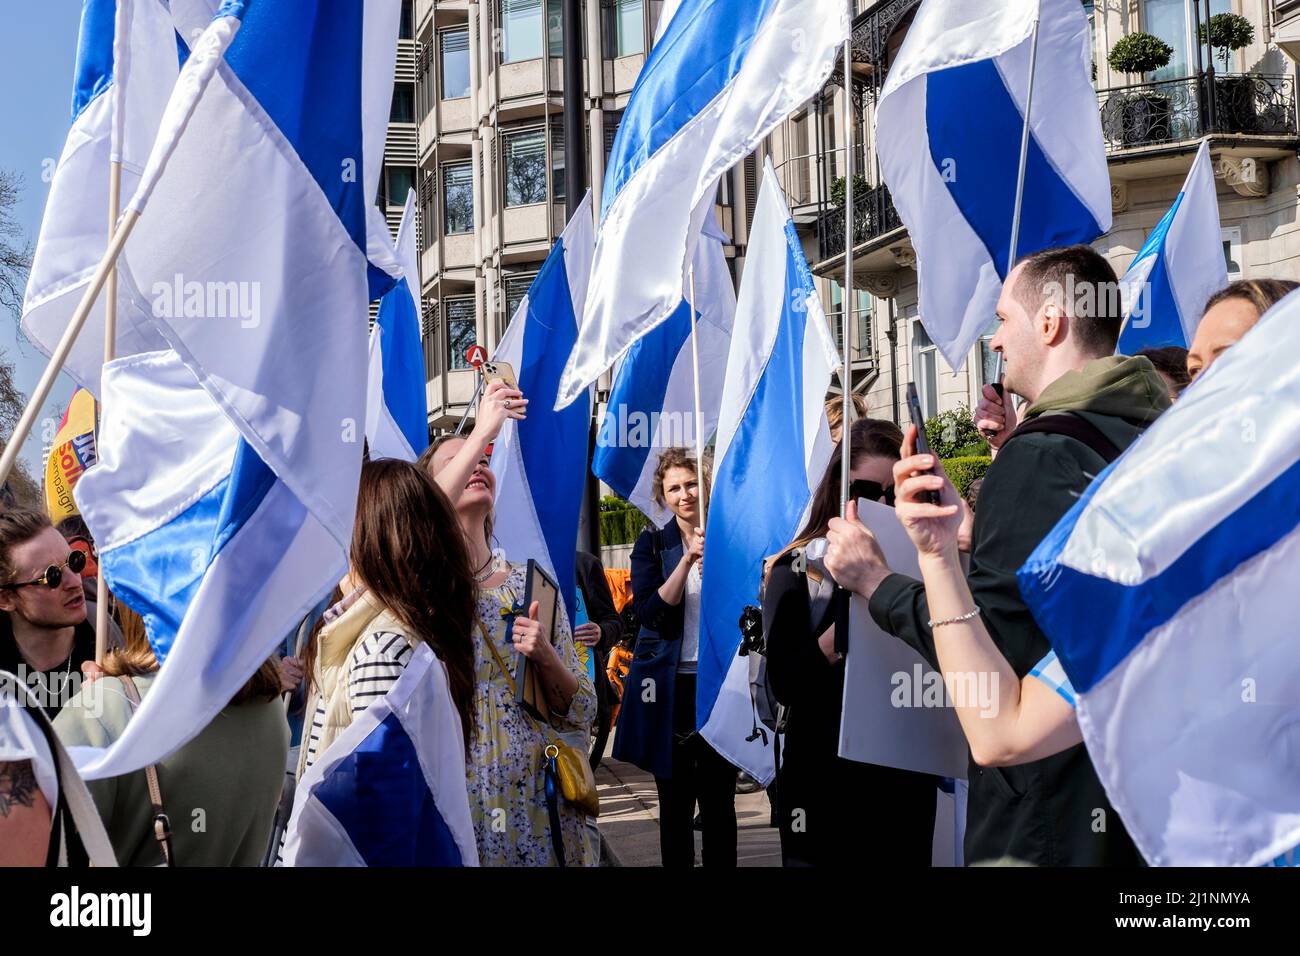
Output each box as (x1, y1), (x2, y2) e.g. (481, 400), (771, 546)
(473, 552), (500, 584)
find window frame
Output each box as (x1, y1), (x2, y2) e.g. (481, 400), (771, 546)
(910, 316), (939, 419)
(439, 27), (472, 101)
(441, 160), (475, 236)
(501, 126), (549, 208)
(445, 296), (478, 371)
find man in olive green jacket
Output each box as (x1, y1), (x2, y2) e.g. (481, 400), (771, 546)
(828, 245), (1171, 866)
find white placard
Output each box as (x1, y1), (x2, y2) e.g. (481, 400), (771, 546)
(837, 498), (969, 779)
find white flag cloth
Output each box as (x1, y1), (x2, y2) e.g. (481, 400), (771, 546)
(697, 160), (839, 784)
(20, 0), (184, 396)
(592, 212), (735, 527)
(366, 188), (429, 462)
(72, 0), (402, 779)
(1020, 290), (1300, 866)
(875, 0), (1112, 370)
(554, 0), (848, 409)
(490, 192), (596, 627)
(1118, 140), (1227, 352)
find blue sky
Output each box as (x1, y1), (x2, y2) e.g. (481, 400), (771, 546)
(1, 3), (90, 478)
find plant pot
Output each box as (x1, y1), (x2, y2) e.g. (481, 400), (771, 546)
(1105, 91), (1173, 147)
(1212, 74), (1258, 131)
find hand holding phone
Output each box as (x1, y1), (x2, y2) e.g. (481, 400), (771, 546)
(905, 383), (941, 506)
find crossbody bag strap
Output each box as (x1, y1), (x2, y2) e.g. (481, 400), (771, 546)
(479, 620), (568, 867)
(117, 676), (175, 867)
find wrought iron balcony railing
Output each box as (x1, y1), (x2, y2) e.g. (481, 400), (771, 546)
(815, 181), (900, 263)
(812, 72), (1298, 264)
(1097, 73), (1297, 150)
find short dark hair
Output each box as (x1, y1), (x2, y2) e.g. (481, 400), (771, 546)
(1013, 244), (1122, 356)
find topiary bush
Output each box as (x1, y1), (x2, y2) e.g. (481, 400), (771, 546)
(941, 456), (992, 499)
(924, 404), (990, 460)
(1200, 13), (1254, 71)
(1108, 31), (1174, 76)
(830, 174), (870, 208)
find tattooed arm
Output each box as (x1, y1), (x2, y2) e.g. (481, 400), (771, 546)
(0, 760), (52, 867)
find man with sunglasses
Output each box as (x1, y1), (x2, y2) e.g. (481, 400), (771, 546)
(0, 511), (96, 719)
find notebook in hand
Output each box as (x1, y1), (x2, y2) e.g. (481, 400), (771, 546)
(514, 559), (559, 722)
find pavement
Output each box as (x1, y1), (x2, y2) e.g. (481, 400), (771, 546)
(594, 744), (781, 867)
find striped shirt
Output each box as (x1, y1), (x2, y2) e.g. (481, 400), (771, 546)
(300, 630), (414, 776)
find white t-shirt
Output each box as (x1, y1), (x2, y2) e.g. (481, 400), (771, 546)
(679, 563), (702, 673)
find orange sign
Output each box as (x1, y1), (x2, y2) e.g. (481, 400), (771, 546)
(44, 388), (98, 521)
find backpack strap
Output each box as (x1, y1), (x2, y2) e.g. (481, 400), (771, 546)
(1003, 413), (1123, 464)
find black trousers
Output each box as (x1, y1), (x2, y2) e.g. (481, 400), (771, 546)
(653, 671), (739, 868)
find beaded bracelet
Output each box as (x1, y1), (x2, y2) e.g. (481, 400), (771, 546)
(928, 607), (980, 628)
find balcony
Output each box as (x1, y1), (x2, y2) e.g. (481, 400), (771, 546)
(814, 182), (901, 265)
(1097, 73), (1297, 152)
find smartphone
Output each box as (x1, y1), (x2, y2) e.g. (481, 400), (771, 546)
(905, 383), (942, 506)
(481, 361), (518, 391)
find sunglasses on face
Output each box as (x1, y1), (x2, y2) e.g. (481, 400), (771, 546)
(2, 550), (87, 591)
(849, 479), (895, 507)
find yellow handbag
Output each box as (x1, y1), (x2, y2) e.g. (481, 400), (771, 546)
(482, 623), (600, 818)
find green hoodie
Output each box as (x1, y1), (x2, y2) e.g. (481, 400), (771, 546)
(1023, 354), (1171, 428)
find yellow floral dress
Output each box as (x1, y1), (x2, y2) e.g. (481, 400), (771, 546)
(468, 563), (598, 866)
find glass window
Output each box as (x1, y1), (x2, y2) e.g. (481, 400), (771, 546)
(400, 0), (414, 39)
(855, 292), (871, 359)
(440, 29), (471, 99)
(548, 0), (563, 57)
(386, 166), (415, 207)
(604, 0), (644, 58)
(503, 128), (547, 206)
(502, 0), (544, 63)
(551, 125), (566, 203)
(443, 162), (474, 234)
(911, 319), (939, 419)
(830, 281), (870, 355)
(446, 298), (478, 371)
(505, 274), (536, 325)
(419, 170), (436, 249)
(1142, 0), (1231, 80)
(1222, 226), (1243, 280)
(390, 83), (415, 122)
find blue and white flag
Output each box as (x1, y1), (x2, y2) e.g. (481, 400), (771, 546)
(876, 0), (1112, 370)
(490, 193), (595, 627)
(698, 161), (839, 784)
(366, 188), (428, 462)
(279, 644), (478, 867)
(72, 0), (403, 779)
(555, 0), (848, 409)
(1118, 140), (1227, 353)
(593, 212), (735, 527)
(21, 0), (187, 396)
(1019, 290), (1300, 867)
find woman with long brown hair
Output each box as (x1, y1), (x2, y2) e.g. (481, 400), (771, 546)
(763, 419), (939, 867)
(421, 435), (597, 867)
(296, 458), (478, 784)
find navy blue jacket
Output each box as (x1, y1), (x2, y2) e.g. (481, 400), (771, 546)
(611, 521), (685, 779)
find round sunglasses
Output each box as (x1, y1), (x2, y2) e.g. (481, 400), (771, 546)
(2, 549), (87, 591)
